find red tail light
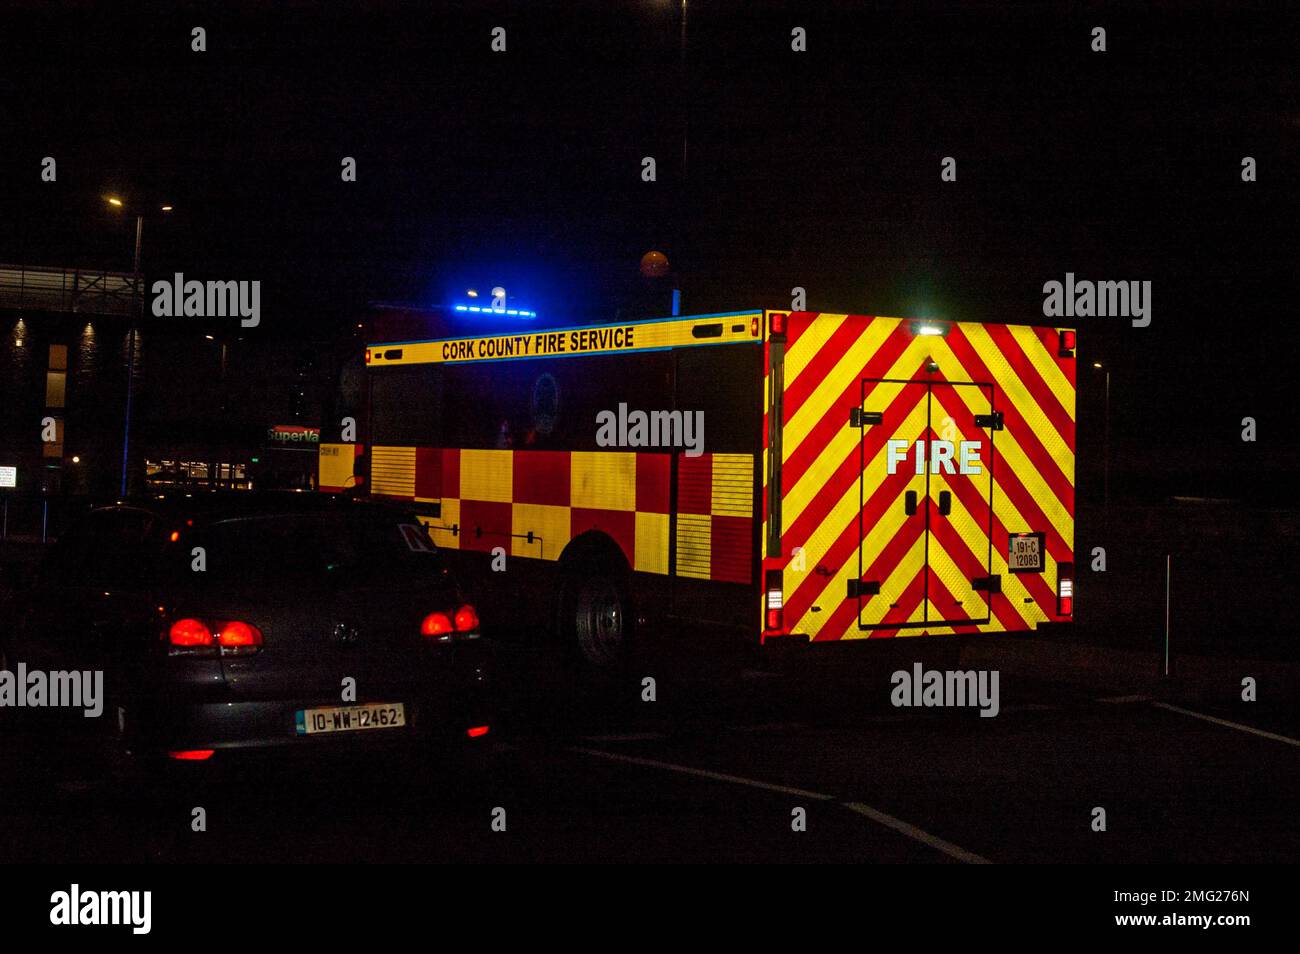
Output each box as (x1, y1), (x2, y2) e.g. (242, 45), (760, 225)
(421, 612), (454, 637)
(1057, 562), (1074, 617)
(764, 569), (783, 632)
(770, 312), (787, 336)
(167, 618), (262, 654)
(168, 749), (214, 761)
(216, 620), (262, 648)
(453, 604), (479, 632)
(466, 725), (490, 738)
(423, 605), (479, 639)
(168, 618), (212, 647)
(1059, 329), (1076, 356)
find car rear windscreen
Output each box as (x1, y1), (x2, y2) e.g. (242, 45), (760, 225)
(182, 512), (438, 583)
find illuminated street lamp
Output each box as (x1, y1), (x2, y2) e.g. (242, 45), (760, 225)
(106, 196), (173, 495)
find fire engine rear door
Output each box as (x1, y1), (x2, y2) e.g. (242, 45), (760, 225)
(925, 381), (997, 627)
(854, 377), (930, 629)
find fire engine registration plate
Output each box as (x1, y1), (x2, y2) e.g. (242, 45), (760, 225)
(1007, 533), (1045, 573)
(295, 703), (406, 735)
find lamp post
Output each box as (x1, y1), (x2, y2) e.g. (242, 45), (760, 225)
(106, 197), (171, 496)
(679, 0), (688, 176)
(1093, 362), (1110, 509)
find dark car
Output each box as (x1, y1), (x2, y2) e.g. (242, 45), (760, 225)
(1, 493), (492, 772)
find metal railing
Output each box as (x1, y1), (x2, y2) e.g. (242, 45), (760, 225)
(0, 264), (141, 317)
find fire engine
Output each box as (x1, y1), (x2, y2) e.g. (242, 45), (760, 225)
(321, 308), (1076, 668)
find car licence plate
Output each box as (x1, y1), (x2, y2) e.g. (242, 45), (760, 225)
(295, 703), (406, 735)
(1007, 532), (1045, 573)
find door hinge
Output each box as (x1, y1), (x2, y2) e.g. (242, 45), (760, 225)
(974, 411), (1004, 430)
(972, 575), (1002, 593)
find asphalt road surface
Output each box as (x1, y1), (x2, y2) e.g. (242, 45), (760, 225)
(1, 634), (1295, 864)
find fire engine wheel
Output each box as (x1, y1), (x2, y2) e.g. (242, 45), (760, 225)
(565, 574), (631, 670)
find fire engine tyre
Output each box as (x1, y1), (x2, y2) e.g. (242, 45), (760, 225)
(560, 572), (633, 671)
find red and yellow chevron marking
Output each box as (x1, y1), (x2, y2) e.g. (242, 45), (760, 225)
(763, 313), (1075, 641)
(369, 446), (754, 583)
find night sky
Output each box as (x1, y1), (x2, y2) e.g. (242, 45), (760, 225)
(2, 0), (1296, 498)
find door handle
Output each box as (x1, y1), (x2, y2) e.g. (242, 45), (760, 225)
(938, 490), (952, 516)
(904, 490), (918, 515)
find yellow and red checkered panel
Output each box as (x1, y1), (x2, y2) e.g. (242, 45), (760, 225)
(764, 313), (1075, 641)
(675, 454), (754, 583)
(318, 443), (363, 492)
(370, 446), (754, 582)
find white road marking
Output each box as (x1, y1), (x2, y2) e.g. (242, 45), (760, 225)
(579, 732), (668, 743)
(841, 802), (992, 864)
(1152, 702), (1300, 748)
(573, 746), (991, 863)
(573, 747), (835, 800)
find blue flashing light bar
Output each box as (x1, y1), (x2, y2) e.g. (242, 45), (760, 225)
(454, 304), (537, 318)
